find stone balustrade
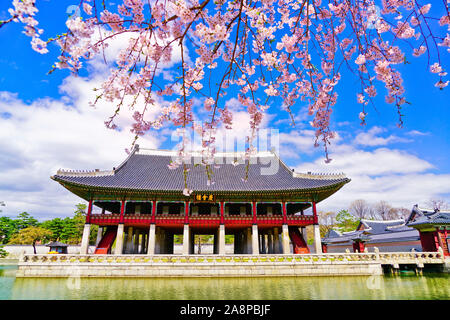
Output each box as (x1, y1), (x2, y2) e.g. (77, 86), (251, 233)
(19, 251), (445, 265)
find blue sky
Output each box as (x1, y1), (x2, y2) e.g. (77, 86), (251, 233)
(0, 1), (449, 220)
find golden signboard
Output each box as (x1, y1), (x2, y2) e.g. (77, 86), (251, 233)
(193, 193), (215, 202)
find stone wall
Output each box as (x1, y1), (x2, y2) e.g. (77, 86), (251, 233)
(16, 261), (383, 277)
(0, 258), (18, 265)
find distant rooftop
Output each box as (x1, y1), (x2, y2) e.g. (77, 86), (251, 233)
(406, 205), (450, 228)
(323, 217), (419, 245)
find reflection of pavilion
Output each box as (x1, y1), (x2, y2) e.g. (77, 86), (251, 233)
(52, 146), (350, 255)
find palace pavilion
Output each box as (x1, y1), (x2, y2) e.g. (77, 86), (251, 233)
(52, 145), (350, 255)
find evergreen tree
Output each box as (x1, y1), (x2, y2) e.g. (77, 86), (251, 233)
(15, 212), (38, 230)
(335, 210), (359, 233)
(40, 218), (65, 242)
(0, 217), (18, 244)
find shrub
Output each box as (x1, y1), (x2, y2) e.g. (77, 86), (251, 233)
(0, 246), (8, 258)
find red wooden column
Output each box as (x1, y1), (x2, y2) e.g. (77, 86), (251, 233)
(119, 200), (126, 224)
(220, 201), (225, 224)
(184, 201), (190, 224)
(312, 201), (318, 224)
(444, 229), (449, 256)
(86, 199), (93, 224)
(252, 201), (257, 224)
(282, 202), (287, 224)
(353, 241), (365, 253)
(151, 200), (157, 224)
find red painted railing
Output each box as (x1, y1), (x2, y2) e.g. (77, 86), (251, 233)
(286, 215), (315, 224)
(90, 214), (120, 225)
(224, 216), (253, 226)
(189, 216), (221, 227)
(155, 214), (185, 226)
(90, 213), (315, 227)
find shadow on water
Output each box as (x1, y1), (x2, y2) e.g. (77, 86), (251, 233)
(3, 273), (449, 300)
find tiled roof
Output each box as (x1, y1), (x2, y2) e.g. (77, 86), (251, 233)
(407, 205), (450, 227)
(359, 219), (405, 234)
(52, 147), (350, 194)
(45, 241), (68, 247)
(323, 218), (420, 244)
(322, 230), (365, 244)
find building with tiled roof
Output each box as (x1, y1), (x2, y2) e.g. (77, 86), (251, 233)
(322, 218), (421, 253)
(406, 205), (450, 256)
(53, 145), (351, 256)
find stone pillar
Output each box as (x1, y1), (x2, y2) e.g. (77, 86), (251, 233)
(125, 227), (133, 254)
(246, 228), (252, 254)
(268, 230), (273, 254)
(282, 224), (290, 254)
(134, 229), (140, 254)
(252, 224), (259, 255)
(242, 230), (247, 254)
(273, 227), (280, 253)
(80, 224), (91, 254)
(182, 224), (191, 255)
(95, 226), (103, 246)
(219, 224), (226, 255)
(140, 231), (146, 254)
(314, 224), (322, 254)
(114, 224), (125, 255)
(258, 234), (262, 253)
(261, 232), (267, 254)
(147, 224), (156, 255)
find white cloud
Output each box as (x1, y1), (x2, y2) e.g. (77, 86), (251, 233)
(0, 70), (166, 220)
(407, 130), (430, 136)
(354, 126), (411, 146)
(293, 145), (449, 212)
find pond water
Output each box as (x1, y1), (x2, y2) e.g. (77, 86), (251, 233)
(1, 265), (449, 300)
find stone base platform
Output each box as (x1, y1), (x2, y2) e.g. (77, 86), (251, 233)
(16, 254), (386, 277)
(16, 253), (446, 278)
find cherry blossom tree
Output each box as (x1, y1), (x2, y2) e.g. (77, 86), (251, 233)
(2, 0), (449, 194)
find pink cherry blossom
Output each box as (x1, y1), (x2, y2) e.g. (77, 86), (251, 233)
(430, 63), (443, 73)
(1, 0), (448, 181)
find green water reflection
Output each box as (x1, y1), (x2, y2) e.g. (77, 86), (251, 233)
(1, 265), (449, 300)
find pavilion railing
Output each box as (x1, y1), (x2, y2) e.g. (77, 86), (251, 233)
(90, 214), (120, 224)
(19, 251), (446, 265)
(89, 214), (315, 225)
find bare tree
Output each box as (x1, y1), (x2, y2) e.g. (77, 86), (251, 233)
(426, 199), (449, 211)
(349, 200), (373, 220)
(374, 201), (392, 220)
(396, 208), (411, 220)
(318, 211), (336, 236)
(386, 207), (400, 220)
